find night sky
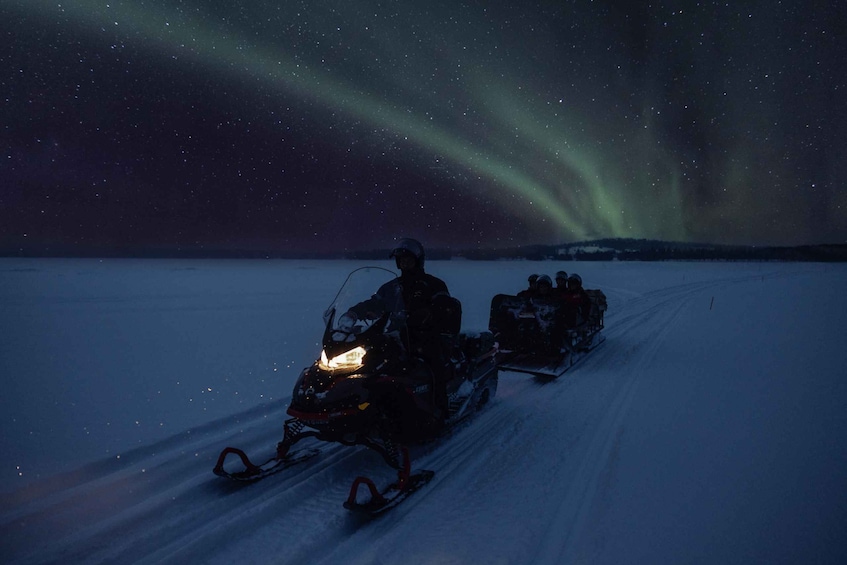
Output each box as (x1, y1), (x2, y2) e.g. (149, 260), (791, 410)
(2, 1), (845, 255)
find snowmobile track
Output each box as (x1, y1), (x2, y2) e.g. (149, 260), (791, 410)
(531, 297), (689, 564)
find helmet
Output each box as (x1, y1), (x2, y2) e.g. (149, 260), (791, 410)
(528, 273), (539, 283)
(390, 237), (425, 268)
(536, 274), (553, 288)
(567, 273), (582, 287)
(555, 270), (568, 281)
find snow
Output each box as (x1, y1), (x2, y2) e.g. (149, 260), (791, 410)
(1, 258), (846, 564)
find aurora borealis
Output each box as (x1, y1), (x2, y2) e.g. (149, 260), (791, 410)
(2, 1), (845, 254)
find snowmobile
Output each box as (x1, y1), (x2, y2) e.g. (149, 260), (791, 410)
(214, 267), (499, 514)
(489, 288), (607, 379)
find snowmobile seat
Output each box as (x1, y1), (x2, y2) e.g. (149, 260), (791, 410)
(488, 294), (571, 355)
(458, 331), (495, 360)
(432, 294), (462, 336)
(585, 289), (607, 327)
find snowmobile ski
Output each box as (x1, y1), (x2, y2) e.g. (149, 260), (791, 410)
(213, 446), (321, 482)
(344, 469), (435, 516)
(342, 443), (435, 516)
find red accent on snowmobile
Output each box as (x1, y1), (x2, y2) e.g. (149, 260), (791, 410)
(213, 445), (322, 482)
(213, 447), (261, 478)
(346, 477), (388, 507)
(285, 406), (360, 423)
(344, 446), (421, 513)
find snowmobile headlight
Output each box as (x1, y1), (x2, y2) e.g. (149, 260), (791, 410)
(319, 346), (367, 371)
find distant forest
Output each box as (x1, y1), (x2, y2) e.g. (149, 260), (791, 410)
(4, 239), (847, 262)
(423, 239), (847, 263)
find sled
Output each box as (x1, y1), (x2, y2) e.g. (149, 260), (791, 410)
(497, 330), (606, 378)
(489, 292), (606, 379)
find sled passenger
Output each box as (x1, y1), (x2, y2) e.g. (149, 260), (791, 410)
(535, 274), (554, 297)
(561, 274), (592, 327)
(339, 238), (457, 416)
(554, 271), (568, 296)
(517, 273), (539, 298)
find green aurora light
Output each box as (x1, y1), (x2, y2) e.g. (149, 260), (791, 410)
(14, 0), (698, 242)
(12, 1), (843, 247)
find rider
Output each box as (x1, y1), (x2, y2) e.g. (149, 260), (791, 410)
(534, 274), (554, 298)
(517, 274), (539, 298)
(339, 238), (457, 416)
(561, 273), (592, 327)
(554, 271), (568, 296)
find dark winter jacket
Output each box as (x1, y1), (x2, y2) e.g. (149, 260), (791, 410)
(349, 271), (452, 335)
(561, 287), (592, 325)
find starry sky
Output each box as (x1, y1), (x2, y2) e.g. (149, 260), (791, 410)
(2, 0), (845, 255)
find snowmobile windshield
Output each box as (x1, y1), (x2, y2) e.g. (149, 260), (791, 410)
(323, 266), (407, 338)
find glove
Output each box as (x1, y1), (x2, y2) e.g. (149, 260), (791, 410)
(337, 311), (358, 332)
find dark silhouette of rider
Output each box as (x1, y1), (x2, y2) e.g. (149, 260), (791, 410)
(517, 273), (539, 298)
(554, 270), (568, 297)
(561, 274), (592, 327)
(341, 238), (457, 417)
(534, 274), (554, 297)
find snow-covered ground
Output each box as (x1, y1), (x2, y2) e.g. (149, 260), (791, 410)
(1, 259), (846, 564)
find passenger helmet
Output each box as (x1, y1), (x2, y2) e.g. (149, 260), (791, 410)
(390, 237), (425, 268)
(536, 274), (553, 288)
(567, 273), (582, 287)
(555, 270), (568, 282)
(528, 273), (539, 284)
